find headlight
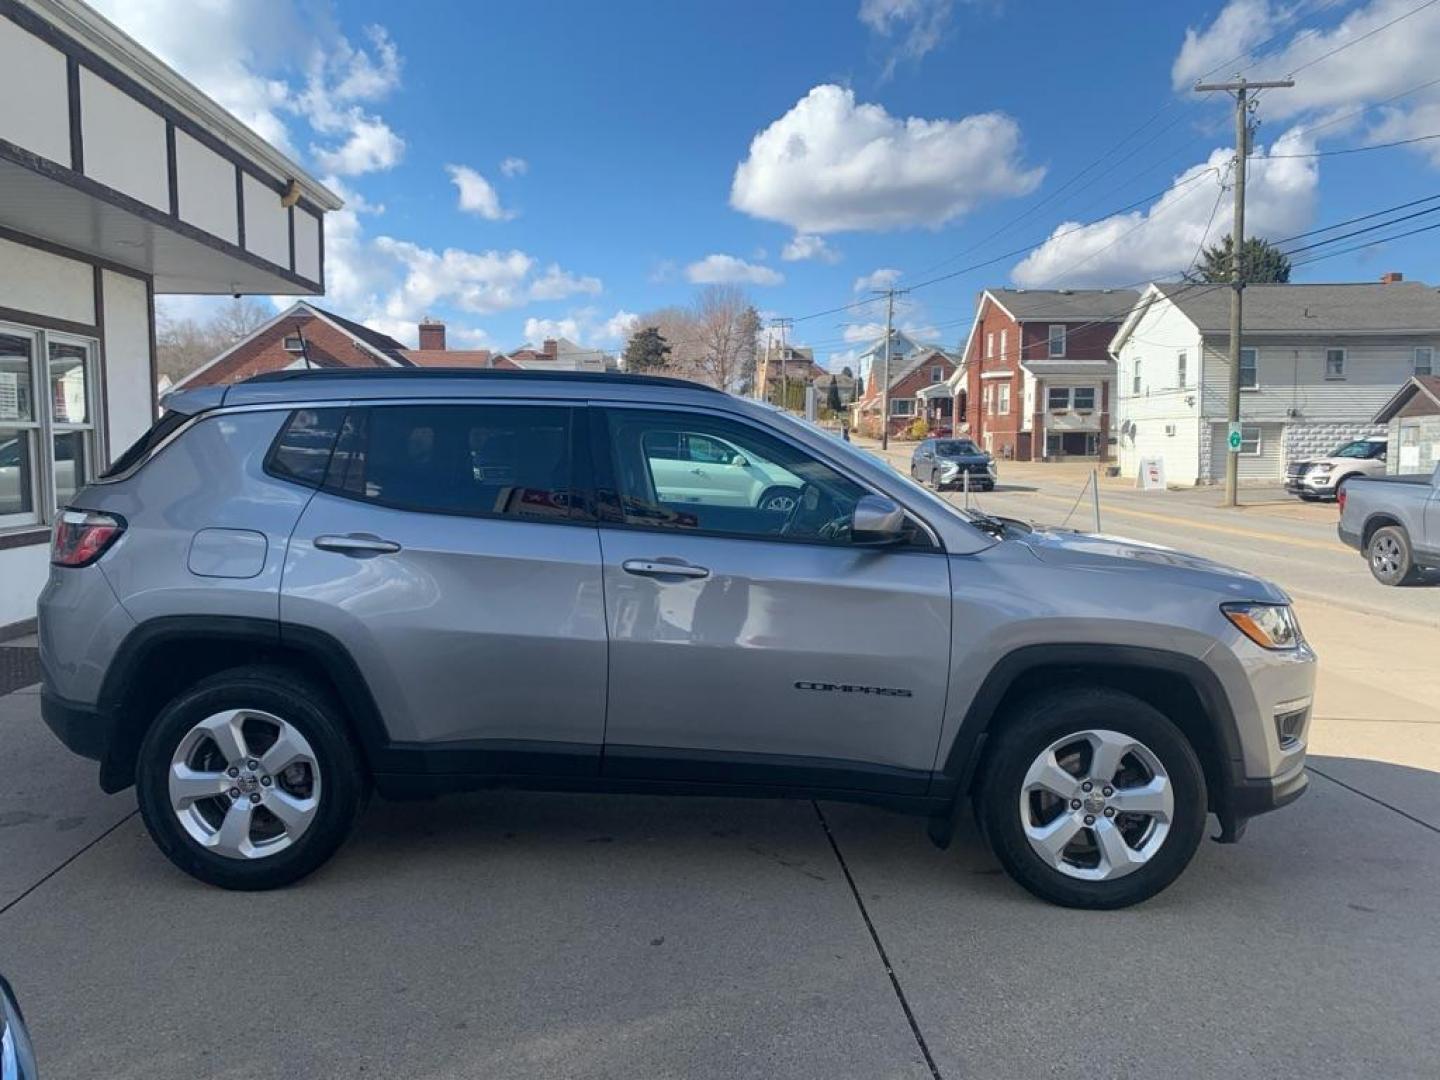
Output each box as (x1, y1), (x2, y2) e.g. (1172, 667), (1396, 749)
(940, 461), (959, 474)
(1221, 603), (1301, 649)
(1308, 463), (1332, 474)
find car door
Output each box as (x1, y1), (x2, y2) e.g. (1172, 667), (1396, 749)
(281, 401), (608, 774)
(590, 405), (952, 794)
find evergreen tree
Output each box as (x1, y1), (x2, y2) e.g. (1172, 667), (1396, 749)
(622, 326), (671, 372)
(1188, 234), (1291, 284)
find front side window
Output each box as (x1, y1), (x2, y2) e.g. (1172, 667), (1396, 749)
(1048, 325), (1066, 358)
(0, 325), (99, 527)
(1325, 348), (1346, 379)
(1239, 348), (1258, 389)
(322, 404), (578, 522)
(1047, 387), (1069, 411)
(1073, 386), (1096, 411)
(599, 408), (922, 547)
(1415, 346), (1433, 376)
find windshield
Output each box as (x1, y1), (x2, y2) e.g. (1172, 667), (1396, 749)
(1332, 440), (1385, 459)
(935, 440), (981, 457)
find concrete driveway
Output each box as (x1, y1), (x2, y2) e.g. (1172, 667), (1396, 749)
(2, 676), (1438, 1079)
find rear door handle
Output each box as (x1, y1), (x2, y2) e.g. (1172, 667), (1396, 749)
(314, 534), (402, 556)
(622, 559), (710, 580)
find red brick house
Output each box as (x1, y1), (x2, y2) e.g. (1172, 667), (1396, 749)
(951, 288), (1137, 461)
(853, 341), (957, 438)
(173, 302), (414, 387)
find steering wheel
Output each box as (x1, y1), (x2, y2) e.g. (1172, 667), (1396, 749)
(779, 483), (852, 541)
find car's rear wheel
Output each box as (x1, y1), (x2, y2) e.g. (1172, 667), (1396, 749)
(136, 666), (365, 889)
(976, 688), (1207, 909)
(1367, 524), (1420, 586)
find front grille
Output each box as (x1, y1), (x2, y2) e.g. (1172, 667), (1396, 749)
(1285, 462), (1313, 480)
(1274, 706), (1309, 750)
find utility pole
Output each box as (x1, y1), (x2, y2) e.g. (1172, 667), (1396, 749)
(1194, 75), (1292, 507)
(771, 317), (793, 412)
(872, 287), (908, 450)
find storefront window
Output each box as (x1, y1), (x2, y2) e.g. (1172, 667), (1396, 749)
(0, 324), (100, 530)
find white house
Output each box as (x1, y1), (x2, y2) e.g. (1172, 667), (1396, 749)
(1109, 279), (1440, 485)
(0, 0), (339, 633)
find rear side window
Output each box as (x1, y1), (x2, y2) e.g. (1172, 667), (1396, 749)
(320, 403), (580, 522)
(265, 408), (345, 487)
(100, 409), (190, 478)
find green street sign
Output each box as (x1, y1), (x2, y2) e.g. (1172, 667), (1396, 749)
(1227, 422), (1243, 452)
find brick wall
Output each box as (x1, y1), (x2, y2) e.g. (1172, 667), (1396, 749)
(183, 313), (393, 387)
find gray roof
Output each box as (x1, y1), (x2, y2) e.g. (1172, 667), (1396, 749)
(1156, 281), (1440, 333)
(990, 288), (1140, 322)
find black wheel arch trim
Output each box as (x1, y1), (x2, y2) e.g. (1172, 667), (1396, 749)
(939, 642), (1246, 797)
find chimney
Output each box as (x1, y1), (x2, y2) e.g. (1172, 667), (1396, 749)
(1381, 272), (1404, 284)
(542, 338), (558, 359)
(419, 318), (446, 351)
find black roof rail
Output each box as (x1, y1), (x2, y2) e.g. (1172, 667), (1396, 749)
(241, 367), (722, 392)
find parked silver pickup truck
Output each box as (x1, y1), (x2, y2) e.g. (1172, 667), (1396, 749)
(1337, 464), (1440, 585)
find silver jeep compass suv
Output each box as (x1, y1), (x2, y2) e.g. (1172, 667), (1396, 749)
(39, 369), (1314, 908)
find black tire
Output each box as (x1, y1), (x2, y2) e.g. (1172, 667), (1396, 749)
(1366, 524), (1421, 586)
(974, 687), (1207, 910)
(758, 485), (801, 514)
(135, 665), (366, 890)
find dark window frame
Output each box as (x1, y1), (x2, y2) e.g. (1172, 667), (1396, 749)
(308, 401), (595, 526)
(588, 405), (942, 553)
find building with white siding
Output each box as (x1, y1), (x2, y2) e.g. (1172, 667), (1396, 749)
(0, 0), (339, 632)
(1109, 278), (1440, 485)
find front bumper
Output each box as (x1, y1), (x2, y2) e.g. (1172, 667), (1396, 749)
(1213, 766), (1309, 842)
(1285, 473), (1335, 495)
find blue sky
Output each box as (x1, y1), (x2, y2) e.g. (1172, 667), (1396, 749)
(97, 0), (1440, 368)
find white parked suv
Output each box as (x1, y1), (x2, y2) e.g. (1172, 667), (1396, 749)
(1285, 437), (1387, 501)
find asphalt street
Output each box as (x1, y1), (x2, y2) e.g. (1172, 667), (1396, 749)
(1, 461), (1437, 1078)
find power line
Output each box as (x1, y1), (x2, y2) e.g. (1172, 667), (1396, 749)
(1287, 217), (1440, 267)
(1294, 74), (1440, 140)
(1265, 131), (1440, 158)
(1287, 0), (1440, 77)
(1281, 201), (1440, 256)
(1272, 191), (1440, 244)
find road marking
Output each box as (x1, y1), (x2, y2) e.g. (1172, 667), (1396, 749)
(1008, 492), (1345, 553)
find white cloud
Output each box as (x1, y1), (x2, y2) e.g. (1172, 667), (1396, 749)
(529, 265), (603, 301)
(447, 164), (515, 221)
(685, 254), (785, 286)
(602, 309), (640, 344)
(859, 0), (954, 79)
(840, 318), (940, 344)
(523, 316), (582, 343)
(731, 85), (1044, 234)
(90, 2), (406, 176)
(1011, 128), (1318, 288)
(782, 234), (842, 263)
(853, 267), (902, 292)
(1176, 2), (1440, 152)
(500, 156), (529, 177)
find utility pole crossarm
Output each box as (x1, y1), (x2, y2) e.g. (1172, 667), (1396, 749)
(1193, 79), (1295, 92)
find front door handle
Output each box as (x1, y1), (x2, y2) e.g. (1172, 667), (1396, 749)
(314, 534), (402, 556)
(622, 559), (710, 580)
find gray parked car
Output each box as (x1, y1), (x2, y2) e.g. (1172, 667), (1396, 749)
(1337, 463), (1440, 585)
(40, 370), (1314, 908)
(910, 437), (996, 491)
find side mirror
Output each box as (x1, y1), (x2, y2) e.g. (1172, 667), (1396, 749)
(851, 494), (905, 545)
(1, 976), (38, 1080)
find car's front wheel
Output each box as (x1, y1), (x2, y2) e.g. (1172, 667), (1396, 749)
(136, 666), (366, 889)
(976, 688), (1207, 909)
(1367, 524), (1420, 586)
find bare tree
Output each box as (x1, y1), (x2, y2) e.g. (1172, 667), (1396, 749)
(690, 285), (761, 392)
(156, 298), (276, 382)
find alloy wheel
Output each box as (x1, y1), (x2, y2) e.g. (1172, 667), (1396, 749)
(1371, 534), (1403, 580)
(1019, 729), (1173, 881)
(168, 709), (322, 860)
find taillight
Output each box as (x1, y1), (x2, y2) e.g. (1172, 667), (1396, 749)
(51, 510), (126, 567)
(1337, 487), (1347, 512)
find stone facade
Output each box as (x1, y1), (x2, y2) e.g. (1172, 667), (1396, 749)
(1284, 422), (1386, 462)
